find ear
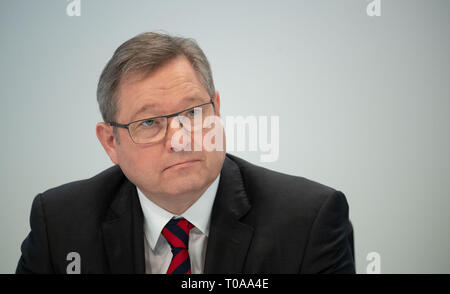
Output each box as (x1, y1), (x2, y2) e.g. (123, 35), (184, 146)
(96, 122), (119, 165)
(213, 91), (221, 117)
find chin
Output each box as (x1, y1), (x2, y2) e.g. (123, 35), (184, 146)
(163, 176), (205, 196)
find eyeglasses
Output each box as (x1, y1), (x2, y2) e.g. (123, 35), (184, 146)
(108, 99), (216, 144)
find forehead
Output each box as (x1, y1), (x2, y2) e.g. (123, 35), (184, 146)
(117, 56), (209, 120)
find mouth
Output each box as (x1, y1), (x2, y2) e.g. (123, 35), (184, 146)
(164, 159), (201, 171)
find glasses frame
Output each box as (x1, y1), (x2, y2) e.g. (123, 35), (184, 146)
(108, 98), (216, 144)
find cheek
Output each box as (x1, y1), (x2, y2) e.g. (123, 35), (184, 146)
(117, 144), (162, 177)
(203, 149), (225, 173)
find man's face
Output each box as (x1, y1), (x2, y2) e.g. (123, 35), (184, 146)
(101, 56), (225, 199)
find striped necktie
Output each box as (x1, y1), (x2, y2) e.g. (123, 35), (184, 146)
(162, 218), (195, 274)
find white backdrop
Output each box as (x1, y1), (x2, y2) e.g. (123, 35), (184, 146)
(1, 0), (449, 273)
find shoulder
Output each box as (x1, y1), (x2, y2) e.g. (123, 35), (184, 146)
(36, 165), (127, 219)
(226, 153), (345, 220)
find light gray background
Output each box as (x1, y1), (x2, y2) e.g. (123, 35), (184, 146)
(1, 0), (449, 274)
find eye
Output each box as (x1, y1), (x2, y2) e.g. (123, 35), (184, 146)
(141, 119), (155, 127)
(187, 108), (201, 117)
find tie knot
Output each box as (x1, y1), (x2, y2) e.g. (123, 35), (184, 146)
(162, 218), (194, 250)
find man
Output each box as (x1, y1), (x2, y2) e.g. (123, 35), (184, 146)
(16, 32), (355, 274)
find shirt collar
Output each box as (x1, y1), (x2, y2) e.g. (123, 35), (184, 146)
(136, 174), (220, 251)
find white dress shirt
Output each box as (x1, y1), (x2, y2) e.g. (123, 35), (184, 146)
(136, 174), (220, 274)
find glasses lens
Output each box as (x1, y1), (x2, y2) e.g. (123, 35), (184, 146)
(129, 117), (167, 144)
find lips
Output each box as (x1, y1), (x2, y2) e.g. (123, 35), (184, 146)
(164, 159), (201, 171)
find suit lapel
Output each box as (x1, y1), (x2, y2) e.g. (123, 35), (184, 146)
(204, 156), (254, 273)
(101, 178), (145, 274)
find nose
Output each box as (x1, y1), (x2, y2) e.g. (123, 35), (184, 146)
(164, 116), (191, 152)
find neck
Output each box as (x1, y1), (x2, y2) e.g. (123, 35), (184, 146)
(141, 185), (210, 215)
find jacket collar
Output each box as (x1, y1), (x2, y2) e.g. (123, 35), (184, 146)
(204, 155), (254, 273)
(101, 177), (146, 274)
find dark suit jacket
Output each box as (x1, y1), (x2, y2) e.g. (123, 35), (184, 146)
(16, 153), (355, 274)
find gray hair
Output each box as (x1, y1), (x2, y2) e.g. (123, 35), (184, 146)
(97, 32), (216, 123)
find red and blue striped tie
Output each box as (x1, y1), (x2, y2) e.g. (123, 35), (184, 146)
(162, 218), (194, 274)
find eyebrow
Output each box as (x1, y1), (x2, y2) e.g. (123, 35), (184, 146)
(131, 96), (208, 121)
